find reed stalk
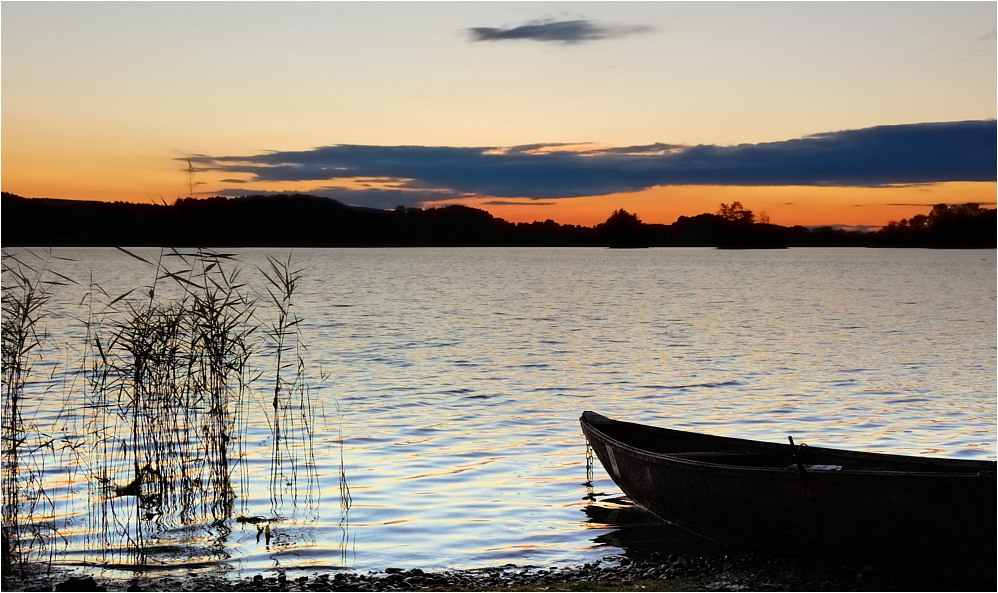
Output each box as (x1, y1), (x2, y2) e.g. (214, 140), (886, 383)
(81, 248), (258, 562)
(259, 254), (320, 514)
(2, 247), (330, 572)
(1, 251), (60, 572)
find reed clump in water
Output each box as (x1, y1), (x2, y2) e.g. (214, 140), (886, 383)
(2, 247), (331, 571)
(1, 252), (59, 572)
(259, 254), (322, 515)
(84, 248), (257, 561)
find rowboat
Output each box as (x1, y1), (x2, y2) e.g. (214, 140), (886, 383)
(580, 411), (997, 575)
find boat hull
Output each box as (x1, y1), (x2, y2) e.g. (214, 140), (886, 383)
(581, 411), (997, 576)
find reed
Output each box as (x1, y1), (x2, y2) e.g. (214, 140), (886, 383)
(259, 254), (320, 514)
(1, 250), (68, 572)
(1, 247), (331, 573)
(82, 247), (268, 562)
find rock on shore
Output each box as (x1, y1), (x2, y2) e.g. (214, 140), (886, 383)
(4, 552), (994, 592)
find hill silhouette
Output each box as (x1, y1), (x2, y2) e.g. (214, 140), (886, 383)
(1, 192), (993, 248)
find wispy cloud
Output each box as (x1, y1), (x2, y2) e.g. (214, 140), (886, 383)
(884, 201), (997, 207)
(193, 120), (996, 206)
(816, 224), (882, 233)
(482, 200), (559, 207)
(468, 19), (654, 44)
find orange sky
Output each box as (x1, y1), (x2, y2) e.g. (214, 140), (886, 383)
(3, 170), (993, 230)
(438, 182), (996, 229)
(2, 2), (995, 230)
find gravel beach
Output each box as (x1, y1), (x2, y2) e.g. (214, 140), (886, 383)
(5, 551), (995, 592)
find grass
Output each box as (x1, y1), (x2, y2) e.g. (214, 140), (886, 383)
(1, 247), (335, 571)
(1, 250), (64, 573)
(259, 254), (319, 513)
(82, 248), (256, 560)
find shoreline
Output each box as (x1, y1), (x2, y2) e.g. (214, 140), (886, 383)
(5, 551), (994, 592)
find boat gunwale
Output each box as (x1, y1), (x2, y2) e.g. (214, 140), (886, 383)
(580, 411), (996, 479)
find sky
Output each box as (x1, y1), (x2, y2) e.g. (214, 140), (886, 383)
(2, 1), (995, 229)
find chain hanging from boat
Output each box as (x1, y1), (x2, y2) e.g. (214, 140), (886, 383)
(585, 440), (594, 486)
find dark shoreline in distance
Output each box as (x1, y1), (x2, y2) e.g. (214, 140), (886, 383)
(2, 192), (994, 249)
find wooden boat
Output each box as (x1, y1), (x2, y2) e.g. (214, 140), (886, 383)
(580, 411), (997, 575)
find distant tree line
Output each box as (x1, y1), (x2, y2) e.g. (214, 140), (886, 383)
(1, 192), (993, 248)
(875, 203), (996, 247)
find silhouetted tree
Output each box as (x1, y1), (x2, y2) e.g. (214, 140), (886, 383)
(605, 208), (641, 227)
(717, 202), (755, 224)
(875, 204), (995, 247)
(598, 209), (647, 248)
(876, 203), (995, 247)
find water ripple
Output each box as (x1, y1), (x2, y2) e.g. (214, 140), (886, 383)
(6, 246), (995, 577)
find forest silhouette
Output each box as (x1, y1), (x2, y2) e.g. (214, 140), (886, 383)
(1, 192), (993, 248)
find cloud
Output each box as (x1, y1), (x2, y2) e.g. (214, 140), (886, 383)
(190, 120), (997, 203)
(500, 142), (586, 155)
(481, 200), (559, 206)
(468, 19), (654, 44)
(812, 224), (882, 233)
(582, 142), (687, 155)
(884, 201), (997, 208)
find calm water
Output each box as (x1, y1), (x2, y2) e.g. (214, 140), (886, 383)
(4, 247), (996, 577)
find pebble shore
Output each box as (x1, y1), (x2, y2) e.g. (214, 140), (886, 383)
(6, 552), (994, 592)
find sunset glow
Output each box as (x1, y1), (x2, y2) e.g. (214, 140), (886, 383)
(452, 182), (997, 229)
(2, 2), (995, 228)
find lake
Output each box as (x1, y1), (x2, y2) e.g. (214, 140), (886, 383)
(2, 246), (995, 578)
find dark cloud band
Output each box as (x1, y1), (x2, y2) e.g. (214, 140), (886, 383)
(468, 19), (654, 44)
(193, 120), (996, 205)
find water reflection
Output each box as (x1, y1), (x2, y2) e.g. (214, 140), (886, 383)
(582, 498), (728, 559)
(2, 247), (994, 575)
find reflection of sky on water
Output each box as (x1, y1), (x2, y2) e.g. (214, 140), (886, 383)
(7, 247), (995, 577)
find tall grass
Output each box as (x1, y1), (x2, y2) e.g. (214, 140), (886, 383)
(81, 248), (258, 563)
(2, 252), (56, 571)
(1, 247), (332, 572)
(260, 254), (320, 514)
(2, 250), (86, 573)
